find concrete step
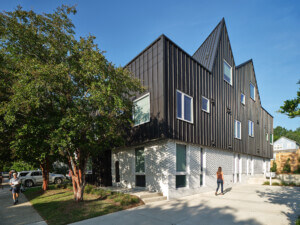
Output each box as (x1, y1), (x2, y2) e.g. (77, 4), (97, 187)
(142, 196), (167, 204)
(139, 192), (163, 199)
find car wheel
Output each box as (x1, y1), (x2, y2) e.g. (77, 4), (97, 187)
(55, 178), (62, 184)
(25, 180), (34, 187)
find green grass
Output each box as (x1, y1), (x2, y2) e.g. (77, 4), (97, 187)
(24, 185), (143, 225)
(263, 181), (300, 187)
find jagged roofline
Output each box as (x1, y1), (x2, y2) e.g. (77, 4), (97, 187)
(192, 18), (225, 72)
(236, 59), (273, 118)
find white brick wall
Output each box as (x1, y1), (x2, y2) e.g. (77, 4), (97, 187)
(111, 140), (270, 199)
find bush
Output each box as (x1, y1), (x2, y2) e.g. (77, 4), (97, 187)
(120, 195), (140, 206)
(280, 181), (289, 186)
(282, 158), (291, 173)
(270, 162), (277, 172)
(263, 181), (270, 185)
(84, 184), (94, 194)
(272, 182), (280, 186)
(294, 165), (300, 174)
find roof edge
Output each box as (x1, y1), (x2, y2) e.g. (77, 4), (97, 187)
(236, 59), (253, 69)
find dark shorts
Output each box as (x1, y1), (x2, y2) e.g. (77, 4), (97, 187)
(12, 187), (20, 194)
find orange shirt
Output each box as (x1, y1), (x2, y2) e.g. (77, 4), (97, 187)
(217, 172), (223, 180)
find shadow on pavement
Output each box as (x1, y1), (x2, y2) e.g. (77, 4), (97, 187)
(256, 186), (300, 224)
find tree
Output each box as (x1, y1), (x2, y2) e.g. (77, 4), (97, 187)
(1, 5), (143, 201)
(0, 5), (76, 190)
(271, 161), (277, 173)
(282, 158), (291, 173)
(279, 80), (300, 118)
(273, 126), (300, 144)
(50, 36), (143, 201)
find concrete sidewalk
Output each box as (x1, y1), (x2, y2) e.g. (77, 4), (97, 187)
(70, 184), (300, 225)
(0, 179), (47, 225)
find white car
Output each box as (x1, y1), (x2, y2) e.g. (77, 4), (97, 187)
(19, 170), (66, 187)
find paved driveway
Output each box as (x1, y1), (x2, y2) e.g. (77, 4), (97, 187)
(71, 184), (300, 225)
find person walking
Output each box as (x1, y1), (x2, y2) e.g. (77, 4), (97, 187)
(215, 167), (224, 195)
(10, 172), (21, 205)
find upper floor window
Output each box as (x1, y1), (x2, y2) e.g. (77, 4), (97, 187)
(201, 96), (210, 113)
(248, 120), (254, 137)
(241, 93), (245, 105)
(234, 120), (241, 139)
(224, 60), (232, 85)
(133, 93), (150, 126)
(177, 90), (193, 123)
(250, 83), (255, 100)
(266, 133), (268, 141)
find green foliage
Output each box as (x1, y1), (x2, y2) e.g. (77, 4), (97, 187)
(10, 161), (35, 172)
(52, 163), (69, 175)
(273, 126), (300, 144)
(296, 216), (300, 225)
(272, 182), (280, 186)
(0, 5), (143, 200)
(84, 184), (94, 194)
(282, 158), (291, 173)
(294, 165), (300, 174)
(270, 162), (277, 173)
(279, 80), (300, 118)
(263, 181), (270, 185)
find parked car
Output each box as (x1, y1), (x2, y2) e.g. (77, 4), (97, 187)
(19, 170), (66, 187)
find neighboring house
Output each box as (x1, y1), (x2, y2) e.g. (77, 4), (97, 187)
(111, 18), (273, 199)
(273, 137), (300, 159)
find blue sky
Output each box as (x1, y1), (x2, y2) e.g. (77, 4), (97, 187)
(1, 0), (300, 130)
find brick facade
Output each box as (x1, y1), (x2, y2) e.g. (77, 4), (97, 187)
(112, 140), (269, 199)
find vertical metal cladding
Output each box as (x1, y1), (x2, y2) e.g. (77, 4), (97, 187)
(125, 37), (165, 144)
(125, 20), (273, 159)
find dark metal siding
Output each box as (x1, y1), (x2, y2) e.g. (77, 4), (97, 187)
(126, 37), (165, 143)
(125, 22), (273, 159)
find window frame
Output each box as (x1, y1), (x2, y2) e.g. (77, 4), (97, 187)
(176, 90), (193, 123)
(176, 143), (187, 188)
(241, 93), (245, 105)
(133, 92), (150, 127)
(201, 96), (210, 113)
(250, 83), (255, 101)
(223, 59), (233, 85)
(234, 120), (242, 140)
(248, 120), (254, 137)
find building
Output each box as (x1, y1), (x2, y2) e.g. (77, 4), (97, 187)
(111, 18), (273, 199)
(273, 136), (300, 159)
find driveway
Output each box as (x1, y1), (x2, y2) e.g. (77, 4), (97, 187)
(71, 184), (299, 225)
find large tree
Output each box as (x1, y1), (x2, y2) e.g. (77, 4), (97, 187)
(279, 80), (300, 118)
(0, 5), (76, 190)
(0, 6), (143, 200)
(50, 35), (142, 201)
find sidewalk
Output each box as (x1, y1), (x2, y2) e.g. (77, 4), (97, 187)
(70, 184), (300, 225)
(0, 179), (47, 225)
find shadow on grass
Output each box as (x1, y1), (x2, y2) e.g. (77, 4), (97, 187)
(256, 186), (300, 224)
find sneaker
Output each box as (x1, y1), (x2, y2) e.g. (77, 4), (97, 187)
(16, 199), (18, 203)
(215, 192), (217, 196)
(13, 201), (16, 205)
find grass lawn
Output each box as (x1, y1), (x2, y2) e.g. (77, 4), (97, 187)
(24, 184), (144, 225)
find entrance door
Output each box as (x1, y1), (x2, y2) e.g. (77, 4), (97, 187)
(115, 161), (120, 183)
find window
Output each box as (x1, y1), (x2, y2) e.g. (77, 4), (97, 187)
(250, 83), (255, 100)
(241, 93), (245, 105)
(266, 133), (268, 141)
(135, 148), (145, 173)
(248, 120), (254, 137)
(133, 93), (150, 126)
(224, 60), (232, 85)
(177, 90), (193, 123)
(270, 134), (273, 145)
(200, 148), (204, 186)
(201, 96), (210, 113)
(234, 120), (241, 139)
(176, 144), (186, 188)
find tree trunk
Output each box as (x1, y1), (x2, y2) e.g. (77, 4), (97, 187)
(40, 158), (50, 191)
(67, 152), (87, 202)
